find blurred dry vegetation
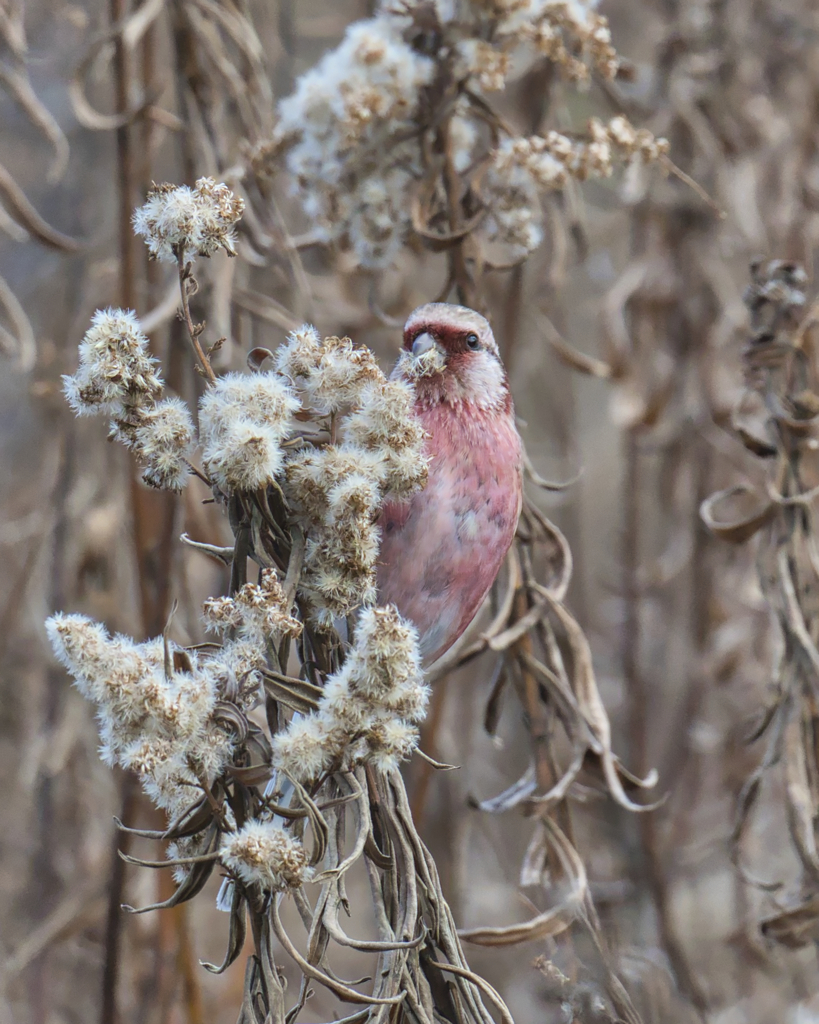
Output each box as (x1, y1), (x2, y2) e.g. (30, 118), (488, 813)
(5, 1), (819, 1023)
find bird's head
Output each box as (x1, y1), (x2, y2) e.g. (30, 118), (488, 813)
(393, 303), (509, 411)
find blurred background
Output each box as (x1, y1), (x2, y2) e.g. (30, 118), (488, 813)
(3, 1), (819, 1022)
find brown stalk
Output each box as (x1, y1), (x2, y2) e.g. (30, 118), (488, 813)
(176, 252), (217, 385)
(100, 4), (139, 1021)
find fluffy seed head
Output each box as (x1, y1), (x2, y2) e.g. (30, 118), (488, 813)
(340, 379), (429, 498)
(221, 820), (312, 891)
(258, 2), (625, 269)
(365, 716), (420, 774)
(199, 372), (301, 434)
(133, 397), (196, 491)
(271, 604), (425, 783)
(347, 605), (424, 698)
(133, 177), (245, 263)
(199, 372), (299, 492)
(203, 572), (302, 645)
(285, 445), (388, 524)
(275, 324), (323, 380)
(46, 611), (237, 818)
(203, 418), (286, 492)
(63, 308), (162, 416)
(272, 714), (336, 783)
(299, 335), (385, 414)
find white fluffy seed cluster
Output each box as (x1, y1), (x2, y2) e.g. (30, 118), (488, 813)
(63, 308), (162, 416)
(63, 309), (195, 492)
(221, 820), (311, 892)
(133, 177), (245, 264)
(280, 326), (428, 625)
(258, 0), (628, 269)
(198, 372), (300, 492)
(203, 569), (302, 644)
(273, 605), (429, 781)
(265, 17), (434, 269)
(492, 0), (620, 82)
(484, 116), (670, 256)
(45, 613), (241, 818)
(130, 398), (196, 492)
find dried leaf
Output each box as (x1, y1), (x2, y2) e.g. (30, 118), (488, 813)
(68, 0), (164, 131)
(122, 825), (219, 913)
(761, 894), (819, 949)
(0, 162), (80, 252)
(544, 593), (659, 811)
(483, 657), (509, 738)
(459, 819), (585, 946)
(235, 289), (302, 333)
(700, 484), (775, 544)
(476, 765), (537, 814)
(0, 271), (35, 370)
(201, 883), (248, 974)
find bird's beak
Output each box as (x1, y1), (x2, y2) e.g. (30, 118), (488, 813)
(411, 332), (437, 358)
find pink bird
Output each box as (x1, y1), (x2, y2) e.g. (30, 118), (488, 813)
(377, 303), (523, 664)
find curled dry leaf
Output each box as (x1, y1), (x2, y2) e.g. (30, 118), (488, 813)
(460, 817), (585, 946)
(700, 484), (775, 544)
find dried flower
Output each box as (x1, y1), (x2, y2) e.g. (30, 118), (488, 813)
(484, 118), (669, 256)
(63, 308), (162, 416)
(45, 612), (236, 815)
(204, 569), (302, 643)
(276, 326), (429, 624)
(456, 39), (510, 92)
(346, 605), (425, 700)
(259, 0), (629, 269)
(293, 463), (383, 625)
(274, 323), (323, 381)
(133, 177), (245, 264)
(340, 379), (429, 498)
(257, 15), (433, 269)
(273, 604), (427, 782)
(272, 713), (336, 783)
(221, 820), (312, 892)
(199, 371), (299, 492)
(133, 397), (196, 491)
(297, 335), (385, 415)
(201, 637), (267, 711)
(285, 445), (388, 524)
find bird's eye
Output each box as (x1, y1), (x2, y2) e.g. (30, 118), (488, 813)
(465, 332), (480, 350)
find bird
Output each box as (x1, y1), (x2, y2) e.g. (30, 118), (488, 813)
(376, 302), (523, 664)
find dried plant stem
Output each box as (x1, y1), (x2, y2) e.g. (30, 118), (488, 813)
(110, 0), (135, 313)
(101, 773), (137, 1024)
(622, 429), (708, 1018)
(177, 252), (217, 384)
(100, 2), (139, 1020)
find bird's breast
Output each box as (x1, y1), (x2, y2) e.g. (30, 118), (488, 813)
(377, 400), (522, 663)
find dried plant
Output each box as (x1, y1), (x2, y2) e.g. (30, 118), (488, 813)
(13, 1), (819, 1023)
(703, 259), (819, 953)
(0, 0), (78, 371)
(250, 0), (671, 307)
(27, 1), (685, 1021)
(47, 184), (519, 1024)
